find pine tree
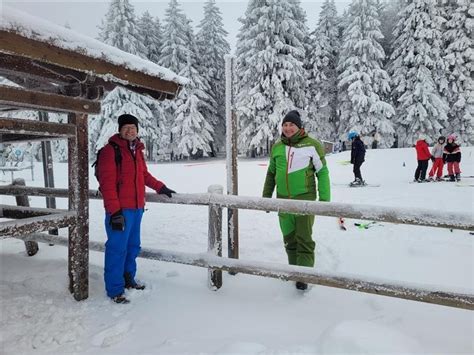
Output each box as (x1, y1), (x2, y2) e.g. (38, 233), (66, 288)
(376, 0), (403, 64)
(442, 0), (473, 144)
(235, 0), (307, 156)
(337, 0), (395, 147)
(196, 0), (231, 153)
(98, 0), (146, 58)
(172, 55), (215, 159)
(389, 0), (448, 146)
(306, 0), (339, 140)
(138, 11), (162, 64)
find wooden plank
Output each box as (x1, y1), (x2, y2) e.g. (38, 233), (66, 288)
(0, 53), (71, 85)
(67, 112), (89, 301)
(0, 133), (69, 144)
(0, 85), (101, 114)
(0, 211), (76, 237)
(0, 117), (76, 138)
(0, 31), (181, 98)
(1, 204), (64, 219)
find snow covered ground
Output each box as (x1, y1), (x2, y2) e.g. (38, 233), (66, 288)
(1, 147), (473, 354)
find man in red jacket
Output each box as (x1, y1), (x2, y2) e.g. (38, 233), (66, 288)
(98, 114), (176, 304)
(414, 134), (433, 182)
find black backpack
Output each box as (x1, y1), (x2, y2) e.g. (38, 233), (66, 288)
(92, 141), (122, 193)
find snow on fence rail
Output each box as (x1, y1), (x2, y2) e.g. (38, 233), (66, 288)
(1, 184), (473, 310)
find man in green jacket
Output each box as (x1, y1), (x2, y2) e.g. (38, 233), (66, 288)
(262, 110), (331, 290)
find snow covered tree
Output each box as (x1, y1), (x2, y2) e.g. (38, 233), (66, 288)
(337, 0), (395, 147)
(374, 0), (403, 65)
(98, 0), (146, 58)
(306, 0), (340, 140)
(172, 55), (215, 159)
(235, 0), (307, 156)
(389, 0), (449, 146)
(442, 0), (473, 144)
(138, 11), (162, 64)
(159, 0), (215, 160)
(196, 0), (231, 152)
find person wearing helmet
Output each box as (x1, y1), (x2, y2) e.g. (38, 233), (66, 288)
(444, 134), (461, 181)
(348, 131), (366, 186)
(414, 134), (432, 182)
(427, 136), (446, 181)
(262, 110), (331, 291)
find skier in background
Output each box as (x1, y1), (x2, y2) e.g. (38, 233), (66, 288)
(414, 134), (432, 182)
(444, 134), (461, 181)
(348, 131), (366, 186)
(427, 136), (445, 181)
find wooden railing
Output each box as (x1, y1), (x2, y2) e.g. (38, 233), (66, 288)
(1, 183), (473, 310)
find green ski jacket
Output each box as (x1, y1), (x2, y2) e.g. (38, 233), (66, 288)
(262, 129), (331, 202)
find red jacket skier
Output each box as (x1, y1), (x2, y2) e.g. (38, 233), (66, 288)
(98, 114), (176, 304)
(414, 135), (432, 182)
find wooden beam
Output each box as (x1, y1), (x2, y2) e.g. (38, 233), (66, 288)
(0, 204), (64, 219)
(67, 112), (89, 301)
(0, 117), (76, 137)
(0, 211), (76, 237)
(0, 133), (69, 144)
(0, 53), (71, 85)
(0, 31), (181, 98)
(0, 85), (101, 114)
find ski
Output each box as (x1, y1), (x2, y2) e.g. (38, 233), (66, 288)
(456, 182), (474, 187)
(354, 221), (382, 229)
(333, 183), (381, 188)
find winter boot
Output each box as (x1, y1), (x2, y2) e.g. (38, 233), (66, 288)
(449, 175), (456, 182)
(296, 281), (308, 290)
(455, 173), (461, 181)
(111, 294), (130, 304)
(124, 272), (146, 290)
(436, 177), (443, 182)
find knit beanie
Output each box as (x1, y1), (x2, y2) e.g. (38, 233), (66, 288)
(282, 110), (302, 129)
(118, 114), (139, 132)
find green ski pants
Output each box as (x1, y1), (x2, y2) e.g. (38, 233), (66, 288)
(278, 213), (315, 267)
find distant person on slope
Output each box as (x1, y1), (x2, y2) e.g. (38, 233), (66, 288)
(444, 134), (462, 182)
(262, 110), (330, 291)
(348, 131), (366, 186)
(427, 136), (446, 182)
(414, 134), (432, 183)
(97, 114), (176, 304)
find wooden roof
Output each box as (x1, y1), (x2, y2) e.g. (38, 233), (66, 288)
(0, 7), (186, 114)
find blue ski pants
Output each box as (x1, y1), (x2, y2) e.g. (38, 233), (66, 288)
(104, 208), (144, 298)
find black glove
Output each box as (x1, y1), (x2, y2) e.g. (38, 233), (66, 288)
(110, 210), (125, 231)
(158, 185), (176, 198)
(430, 156), (435, 162)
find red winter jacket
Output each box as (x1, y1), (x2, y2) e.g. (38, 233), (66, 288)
(98, 134), (164, 214)
(415, 140), (431, 160)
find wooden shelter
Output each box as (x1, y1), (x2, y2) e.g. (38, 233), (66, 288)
(0, 7), (185, 301)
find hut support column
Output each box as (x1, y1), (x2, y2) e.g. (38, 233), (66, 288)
(67, 112), (89, 301)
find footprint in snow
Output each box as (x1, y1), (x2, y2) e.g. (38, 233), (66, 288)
(92, 320), (132, 348)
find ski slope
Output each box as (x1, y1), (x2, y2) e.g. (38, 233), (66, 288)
(1, 147), (473, 354)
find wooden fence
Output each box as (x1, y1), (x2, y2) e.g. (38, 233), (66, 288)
(1, 183), (473, 310)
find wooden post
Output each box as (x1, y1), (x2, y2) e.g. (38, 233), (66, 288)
(39, 111), (58, 245)
(225, 55), (239, 264)
(67, 112), (89, 301)
(208, 185), (223, 290)
(12, 178), (39, 256)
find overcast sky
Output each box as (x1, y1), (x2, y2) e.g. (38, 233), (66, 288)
(3, 1), (351, 51)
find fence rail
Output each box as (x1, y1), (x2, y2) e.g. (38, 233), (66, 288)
(0, 184), (473, 231)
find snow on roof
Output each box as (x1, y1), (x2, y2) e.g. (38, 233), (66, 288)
(0, 6), (188, 86)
